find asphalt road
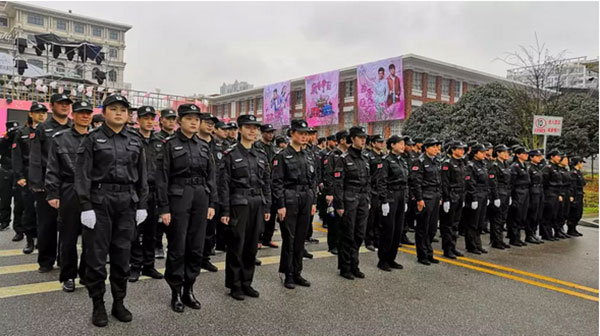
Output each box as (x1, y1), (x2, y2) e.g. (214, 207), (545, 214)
(0, 221), (597, 336)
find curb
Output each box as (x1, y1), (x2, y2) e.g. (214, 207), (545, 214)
(579, 218), (598, 228)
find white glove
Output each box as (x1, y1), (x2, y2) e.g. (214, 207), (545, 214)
(509, 197), (512, 206)
(158, 216), (163, 223)
(471, 201), (478, 210)
(443, 201), (450, 213)
(494, 199), (501, 208)
(487, 199), (490, 206)
(463, 201), (466, 208)
(381, 203), (390, 217)
(81, 210), (96, 230)
(404, 203), (408, 212)
(136, 209), (148, 225)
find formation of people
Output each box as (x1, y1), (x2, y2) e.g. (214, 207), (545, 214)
(0, 93), (587, 327)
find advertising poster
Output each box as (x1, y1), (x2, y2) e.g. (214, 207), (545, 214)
(263, 81), (291, 128)
(305, 70), (339, 127)
(357, 56), (405, 123)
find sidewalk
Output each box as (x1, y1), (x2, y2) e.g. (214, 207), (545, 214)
(580, 216), (599, 228)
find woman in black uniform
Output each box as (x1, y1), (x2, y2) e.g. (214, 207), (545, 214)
(156, 103), (217, 313)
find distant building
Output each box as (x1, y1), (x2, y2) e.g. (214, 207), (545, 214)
(507, 56), (599, 90)
(220, 80), (253, 94)
(0, 1), (131, 87)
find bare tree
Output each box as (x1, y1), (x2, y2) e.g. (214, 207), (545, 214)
(498, 33), (569, 148)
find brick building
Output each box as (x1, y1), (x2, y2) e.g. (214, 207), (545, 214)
(208, 54), (521, 137)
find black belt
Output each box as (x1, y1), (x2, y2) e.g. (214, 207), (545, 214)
(233, 188), (262, 196)
(92, 182), (132, 192)
(389, 184), (407, 191)
(346, 185), (368, 193)
(173, 177), (205, 185)
(285, 185), (311, 192)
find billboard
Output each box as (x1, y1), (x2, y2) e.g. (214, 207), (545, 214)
(357, 56), (405, 123)
(305, 70), (339, 127)
(263, 81), (291, 129)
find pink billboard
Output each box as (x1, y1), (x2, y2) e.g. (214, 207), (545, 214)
(357, 56), (405, 123)
(263, 81), (290, 129)
(305, 70), (339, 127)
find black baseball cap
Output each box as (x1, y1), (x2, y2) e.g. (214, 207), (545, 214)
(200, 113), (219, 124)
(335, 130), (349, 142)
(387, 135), (403, 146)
(237, 114), (260, 127)
(92, 114), (105, 123)
(471, 143), (486, 153)
(423, 138), (441, 147)
(514, 146), (528, 155)
(50, 93), (73, 104)
(137, 105), (156, 117)
(72, 101), (94, 113)
(349, 126), (367, 138)
(103, 94), (130, 108)
(215, 121), (227, 129)
(326, 135), (336, 141)
(5, 120), (19, 132)
(177, 103), (201, 117)
(30, 102), (48, 112)
(371, 134), (384, 143)
(261, 124), (275, 132)
(160, 108), (177, 118)
(290, 119), (310, 132)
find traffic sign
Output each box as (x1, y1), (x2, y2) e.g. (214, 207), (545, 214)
(532, 115), (563, 136)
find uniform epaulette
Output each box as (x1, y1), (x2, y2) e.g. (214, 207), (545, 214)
(382, 154), (389, 160)
(341, 151), (349, 158)
(163, 134), (176, 143)
(126, 128), (142, 138)
(254, 146), (267, 156)
(52, 128), (70, 138)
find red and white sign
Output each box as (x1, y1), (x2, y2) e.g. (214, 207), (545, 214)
(532, 115), (563, 136)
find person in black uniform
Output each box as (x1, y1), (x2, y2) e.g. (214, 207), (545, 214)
(213, 120), (230, 252)
(156, 103), (217, 313)
(525, 149), (545, 244)
(254, 123), (278, 248)
(196, 112), (221, 273)
(364, 134), (385, 251)
(45, 100), (93, 292)
(409, 138), (442, 265)
(556, 155), (572, 237)
(463, 143), (490, 255)
(439, 141), (467, 259)
(91, 114), (105, 129)
(304, 127), (321, 247)
(506, 147), (531, 246)
(13, 103), (46, 253)
(220, 114), (271, 300)
(567, 157), (586, 237)
(322, 130), (348, 255)
(128, 106), (164, 282)
(317, 135), (335, 230)
(333, 126), (370, 279)
(0, 120), (23, 235)
(377, 135), (408, 270)
(401, 136), (416, 244)
(488, 145), (512, 249)
(271, 119), (316, 289)
(541, 150), (565, 240)
(224, 122), (239, 147)
(30, 93), (73, 272)
(154, 108), (177, 259)
(75, 94), (148, 327)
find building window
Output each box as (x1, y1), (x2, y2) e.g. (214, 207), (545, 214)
(249, 99), (254, 113)
(27, 59), (43, 69)
(0, 17), (8, 27)
(27, 13), (44, 26)
(56, 62), (65, 74)
(109, 30), (119, 40)
(454, 80), (461, 98)
(92, 26), (102, 37)
(295, 91), (303, 105)
(345, 80), (354, 97)
(109, 48), (117, 59)
(390, 120), (403, 136)
(343, 111), (354, 129)
(257, 98), (263, 113)
(74, 22), (84, 34)
(56, 19), (67, 31)
(373, 121), (385, 136)
(442, 79), (450, 96)
(108, 70), (117, 82)
(240, 100), (247, 113)
(413, 72), (423, 91)
(427, 75), (436, 94)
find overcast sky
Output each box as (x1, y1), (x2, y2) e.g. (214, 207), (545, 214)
(32, 1), (599, 96)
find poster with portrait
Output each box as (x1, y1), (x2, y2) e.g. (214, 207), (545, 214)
(305, 70), (339, 127)
(357, 56), (405, 123)
(263, 81), (291, 128)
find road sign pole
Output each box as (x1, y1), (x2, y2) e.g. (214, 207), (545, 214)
(542, 134), (548, 155)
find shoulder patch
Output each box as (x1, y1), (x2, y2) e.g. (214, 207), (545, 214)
(412, 166), (419, 171)
(341, 152), (349, 158)
(96, 138), (107, 144)
(334, 172), (341, 178)
(29, 133), (35, 139)
(11, 142), (16, 149)
(273, 159), (278, 166)
(442, 165), (449, 171)
(377, 163), (383, 169)
(45, 128), (54, 133)
(489, 174), (495, 179)
(465, 175), (471, 180)
(174, 146), (183, 151)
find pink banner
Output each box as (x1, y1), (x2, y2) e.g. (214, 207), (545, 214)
(263, 81), (290, 129)
(357, 56), (405, 123)
(305, 70), (339, 127)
